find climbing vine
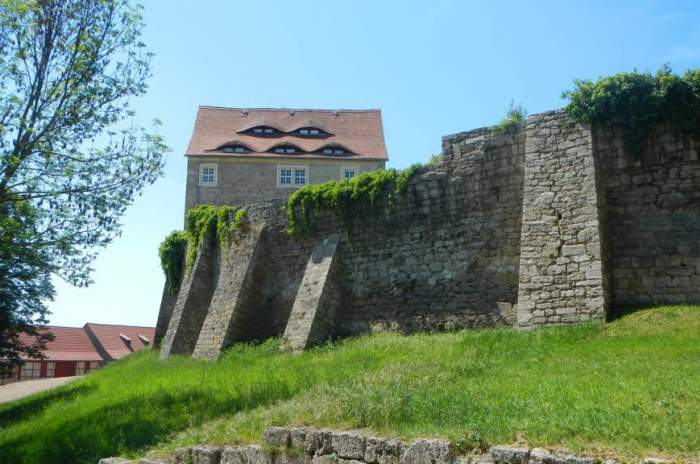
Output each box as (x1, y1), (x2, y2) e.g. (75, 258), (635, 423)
(563, 66), (700, 157)
(158, 205), (247, 294)
(287, 165), (422, 235)
(158, 231), (188, 295)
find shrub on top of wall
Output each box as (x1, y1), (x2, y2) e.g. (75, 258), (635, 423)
(563, 66), (700, 157)
(158, 205), (247, 294)
(287, 165), (422, 235)
(158, 231), (188, 295)
(490, 101), (527, 135)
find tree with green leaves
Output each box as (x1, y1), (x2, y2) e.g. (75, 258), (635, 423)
(0, 0), (168, 373)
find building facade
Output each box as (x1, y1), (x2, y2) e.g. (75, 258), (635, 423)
(1, 323), (155, 385)
(184, 107), (388, 210)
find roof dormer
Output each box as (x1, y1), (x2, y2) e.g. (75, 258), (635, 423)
(240, 125), (283, 137)
(269, 144), (304, 155)
(291, 127), (332, 138)
(317, 144), (354, 156)
(217, 143), (252, 154)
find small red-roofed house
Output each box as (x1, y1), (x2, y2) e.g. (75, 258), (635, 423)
(84, 323), (154, 361)
(1, 323), (155, 385)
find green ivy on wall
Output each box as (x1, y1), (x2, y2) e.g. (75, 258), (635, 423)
(158, 205), (247, 294)
(158, 231), (187, 295)
(563, 66), (700, 157)
(286, 165), (422, 235)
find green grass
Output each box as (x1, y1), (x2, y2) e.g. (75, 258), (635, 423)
(1, 306), (699, 463)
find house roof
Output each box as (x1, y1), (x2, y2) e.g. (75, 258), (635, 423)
(84, 323), (155, 361)
(18, 323), (155, 362)
(186, 107), (388, 161)
(20, 326), (103, 362)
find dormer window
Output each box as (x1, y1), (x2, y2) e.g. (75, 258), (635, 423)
(319, 145), (351, 156)
(220, 144), (250, 153)
(293, 127), (329, 138)
(271, 145), (301, 155)
(244, 126), (281, 137)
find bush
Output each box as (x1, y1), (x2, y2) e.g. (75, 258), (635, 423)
(562, 66), (700, 157)
(158, 205), (247, 292)
(490, 101), (527, 134)
(158, 231), (187, 294)
(286, 165), (421, 235)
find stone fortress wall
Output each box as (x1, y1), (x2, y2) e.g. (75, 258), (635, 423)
(157, 110), (700, 359)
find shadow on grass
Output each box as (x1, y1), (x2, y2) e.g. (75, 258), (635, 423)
(0, 382), (96, 428)
(606, 304), (655, 322)
(0, 381), (300, 464)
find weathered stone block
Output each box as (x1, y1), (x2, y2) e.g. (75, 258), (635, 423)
(172, 448), (193, 464)
(529, 448), (594, 464)
(399, 439), (453, 464)
(221, 445), (273, 464)
(265, 427), (292, 448)
(330, 431), (366, 460)
(193, 446), (222, 464)
(273, 450), (313, 464)
(98, 458), (132, 464)
(304, 429), (333, 455)
(289, 428), (307, 449)
(364, 437), (402, 464)
(488, 445), (529, 464)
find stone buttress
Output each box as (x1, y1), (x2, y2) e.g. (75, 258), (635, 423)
(192, 225), (267, 360)
(280, 235), (343, 352)
(160, 231), (218, 359)
(516, 111), (610, 328)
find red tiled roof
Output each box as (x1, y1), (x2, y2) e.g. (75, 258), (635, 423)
(20, 326), (102, 362)
(84, 323), (155, 361)
(186, 107), (388, 161)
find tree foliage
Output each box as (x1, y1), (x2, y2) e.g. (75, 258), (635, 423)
(0, 0), (168, 373)
(563, 66), (700, 156)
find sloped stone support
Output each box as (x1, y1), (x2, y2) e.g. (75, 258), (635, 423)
(192, 225), (267, 360)
(159, 231), (219, 359)
(517, 111), (610, 328)
(154, 282), (180, 347)
(281, 235), (342, 352)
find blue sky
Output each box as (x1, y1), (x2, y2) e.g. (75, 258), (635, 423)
(48, 0), (700, 327)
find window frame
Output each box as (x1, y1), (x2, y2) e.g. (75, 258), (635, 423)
(277, 165), (309, 188)
(341, 166), (359, 180)
(199, 163), (218, 187)
(20, 361), (42, 380)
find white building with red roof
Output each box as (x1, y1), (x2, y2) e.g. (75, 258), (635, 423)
(184, 107), (388, 209)
(1, 324), (155, 385)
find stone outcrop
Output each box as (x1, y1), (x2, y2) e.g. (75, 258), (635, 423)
(156, 110), (700, 359)
(100, 426), (667, 464)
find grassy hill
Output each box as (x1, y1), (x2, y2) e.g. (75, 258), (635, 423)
(1, 305), (699, 464)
